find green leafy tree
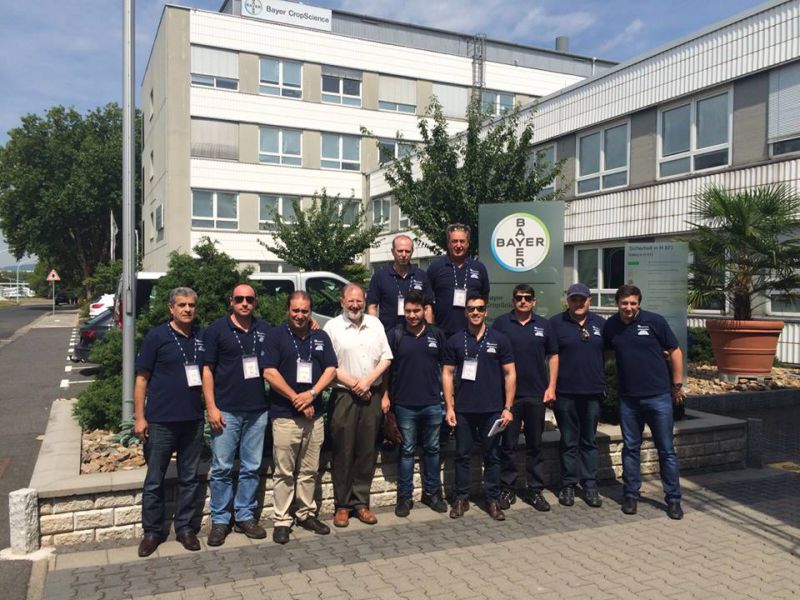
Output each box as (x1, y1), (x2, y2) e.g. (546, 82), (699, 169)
(84, 260), (122, 299)
(0, 104), (142, 293)
(382, 97), (562, 255)
(259, 189), (382, 273)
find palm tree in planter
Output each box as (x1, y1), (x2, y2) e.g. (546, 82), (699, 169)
(687, 184), (800, 376)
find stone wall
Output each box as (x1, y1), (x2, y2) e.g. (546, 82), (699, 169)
(35, 409), (746, 546)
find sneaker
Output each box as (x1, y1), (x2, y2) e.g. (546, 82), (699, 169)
(584, 488), (602, 508)
(395, 497), (414, 518)
(558, 486), (575, 507)
(622, 497), (638, 515)
(522, 489), (551, 512)
(666, 500), (684, 520)
(421, 491), (448, 513)
(498, 488), (516, 510)
(207, 523), (230, 547)
(234, 519), (267, 539)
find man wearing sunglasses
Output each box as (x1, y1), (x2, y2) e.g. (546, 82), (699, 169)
(549, 283), (607, 509)
(202, 283), (272, 546)
(443, 292), (516, 521)
(427, 224), (490, 337)
(491, 284), (557, 512)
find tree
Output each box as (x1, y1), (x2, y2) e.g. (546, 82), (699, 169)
(0, 104), (142, 293)
(84, 260), (122, 299)
(383, 97), (562, 255)
(259, 190), (383, 274)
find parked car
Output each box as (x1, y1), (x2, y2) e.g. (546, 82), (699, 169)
(71, 309), (116, 362)
(89, 293), (115, 318)
(55, 292), (78, 305)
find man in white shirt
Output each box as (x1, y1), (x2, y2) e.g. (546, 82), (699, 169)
(323, 284), (393, 528)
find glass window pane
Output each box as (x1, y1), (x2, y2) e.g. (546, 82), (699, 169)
(322, 75), (339, 93)
(770, 293), (800, 313)
(283, 198), (297, 223)
(660, 157), (690, 177)
(602, 247), (625, 289)
(579, 132), (601, 176)
(498, 93), (514, 113)
(697, 93), (728, 149)
(378, 101), (395, 111)
(600, 293), (618, 307)
(193, 191), (213, 217)
(192, 219), (213, 228)
(216, 78), (238, 90)
(282, 88), (301, 99)
(379, 140), (395, 163)
(260, 58), (279, 84)
(577, 178), (600, 194)
(604, 124), (628, 170)
(773, 137), (800, 155)
(342, 78), (361, 96)
(603, 171), (627, 188)
(283, 61), (301, 87)
(191, 74), (214, 86)
(321, 159), (339, 169)
(398, 103), (415, 113)
(693, 149), (728, 170)
(398, 142), (414, 158)
(321, 134), (339, 159)
(342, 96), (361, 106)
(282, 156), (301, 166)
(481, 91), (495, 113)
(260, 195), (278, 221)
(342, 162), (360, 171)
(216, 220), (237, 230)
(261, 127), (278, 153)
(260, 84), (279, 96)
(577, 249), (598, 288)
(282, 130), (301, 155)
(217, 193), (237, 219)
(342, 136), (359, 161)
(342, 202), (358, 225)
(539, 146), (555, 167)
(662, 104), (690, 156)
(321, 93), (340, 104)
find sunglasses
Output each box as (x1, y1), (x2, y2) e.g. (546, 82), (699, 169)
(579, 326), (591, 342)
(233, 295), (256, 305)
(513, 294), (534, 302)
(466, 305), (487, 313)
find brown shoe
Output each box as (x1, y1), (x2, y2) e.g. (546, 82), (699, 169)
(137, 534), (162, 557)
(333, 508), (350, 528)
(354, 507), (378, 525)
(176, 530), (201, 551)
(449, 498), (470, 519)
(486, 501), (506, 521)
(234, 519), (267, 539)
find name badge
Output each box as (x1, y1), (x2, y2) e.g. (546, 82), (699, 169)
(297, 360), (313, 384)
(184, 364), (202, 387)
(462, 358), (478, 381)
(242, 355), (260, 380)
(397, 296), (405, 316)
(453, 288), (467, 307)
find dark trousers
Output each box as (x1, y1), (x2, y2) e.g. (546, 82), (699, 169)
(454, 411), (502, 502)
(500, 396), (546, 492)
(553, 393), (602, 490)
(330, 389), (383, 510)
(142, 420), (204, 537)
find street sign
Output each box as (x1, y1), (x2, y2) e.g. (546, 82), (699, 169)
(47, 269), (61, 282)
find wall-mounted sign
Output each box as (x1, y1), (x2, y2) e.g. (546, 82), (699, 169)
(241, 0), (333, 32)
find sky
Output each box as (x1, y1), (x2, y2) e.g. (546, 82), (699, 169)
(0, 0), (768, 264)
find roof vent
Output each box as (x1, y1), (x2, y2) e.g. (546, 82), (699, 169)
(555, 36), (569, 53)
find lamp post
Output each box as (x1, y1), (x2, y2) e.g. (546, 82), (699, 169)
(15, 260), (22, 305)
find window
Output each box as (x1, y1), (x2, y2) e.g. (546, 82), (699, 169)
(577, 122), (629, 194)
(154, 204), (164, 243)
(768, 62), (800, 157)
(575, 246), (625, 306)
(431, 83), (469, 119)
(191, 119), (239, 160)
(768, 290), (800, 315)
(191, 190), (238, 230)
(259, 195), (297, 231)
(190, 46), (238, 90)
(259, 57), (302, 98)
(321, 66), (362, 106)
(398, 206), (410, 230)
(321, 134), (360, 171)
(253, 278), (295, 295)
(378, 138), (414, 164)
(148, 150), (154, 181)
(259, 127), (301, 166)
(526, 145), (557, 197)
(658, 91), (730, 178)
(306, 276), (346, 318)
(481, 90), (514, 116)
(372, 197), (390, 232)
(378, 76), (416, 113)
(148, 88), (154, 121)
(338, 200), (360, 226)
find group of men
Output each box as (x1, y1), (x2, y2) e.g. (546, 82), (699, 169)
(134, 223), (686, 558)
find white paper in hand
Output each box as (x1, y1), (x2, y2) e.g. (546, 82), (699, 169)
(487, 418), (506, 437)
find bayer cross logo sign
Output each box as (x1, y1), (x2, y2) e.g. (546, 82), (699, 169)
(490, 212), (550, 272)
(244, 0), (262, 15)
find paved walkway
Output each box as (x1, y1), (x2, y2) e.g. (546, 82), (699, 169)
(41, 467), (800, 600)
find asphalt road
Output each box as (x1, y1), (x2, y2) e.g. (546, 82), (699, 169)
(0, 302), (65, 340)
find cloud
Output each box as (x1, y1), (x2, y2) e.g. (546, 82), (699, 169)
(594, 18), (646, 56)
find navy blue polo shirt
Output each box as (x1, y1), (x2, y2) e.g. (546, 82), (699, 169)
(444, 328), (514, 413)
(491, 311), (556, 398)
(603, 310), (679, 398)
(427, 256), (490, 336)
(135, 322), (205, 423)
(203, 315), (271, 412)
(549, 311), (607, 396)
(387, 324), (447, 407)
(263, 325), (338, 419)
(366, 265), (434, 330)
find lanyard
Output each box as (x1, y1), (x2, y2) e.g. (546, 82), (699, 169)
(451, 259), (469, 290)
(232, 321), (258, 356)
(463, 328), (488, 360)
(394, 272), (415, 297)
(286, 325), (312, 361)
(167, 323), (196, 365)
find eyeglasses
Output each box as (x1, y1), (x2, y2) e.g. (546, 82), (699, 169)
(513, 294), (534, 302)
(579, 326), (591, 342)
(233, 295), (256, 305)
(466, 305), (487, 313)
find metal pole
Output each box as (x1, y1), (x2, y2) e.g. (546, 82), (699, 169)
(51, 279), (55, 315)
(121, 0), (136, 422)
(15, 261), (20, 306)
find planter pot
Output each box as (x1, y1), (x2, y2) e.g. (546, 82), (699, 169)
(706, 319), (784, 376)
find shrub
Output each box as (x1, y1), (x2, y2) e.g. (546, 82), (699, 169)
(73, 374), (123, 432)
(688, 326), (714, 364)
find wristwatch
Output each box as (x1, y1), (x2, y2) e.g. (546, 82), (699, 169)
(671, 383), (683, 390)
(310, 389), (318, 399)
(502, 407), (513, 413)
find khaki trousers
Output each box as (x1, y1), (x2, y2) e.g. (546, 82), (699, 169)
(271, 416), (324, 527)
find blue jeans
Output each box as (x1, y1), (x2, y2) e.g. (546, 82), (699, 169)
(394, 404), (443, 499)
(142, 420), (204, 537)
(553, 393), (602, 490)
(210, 409), (269, 524)
(454, 412), (502, 502)
(619, 394), (681, 502)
